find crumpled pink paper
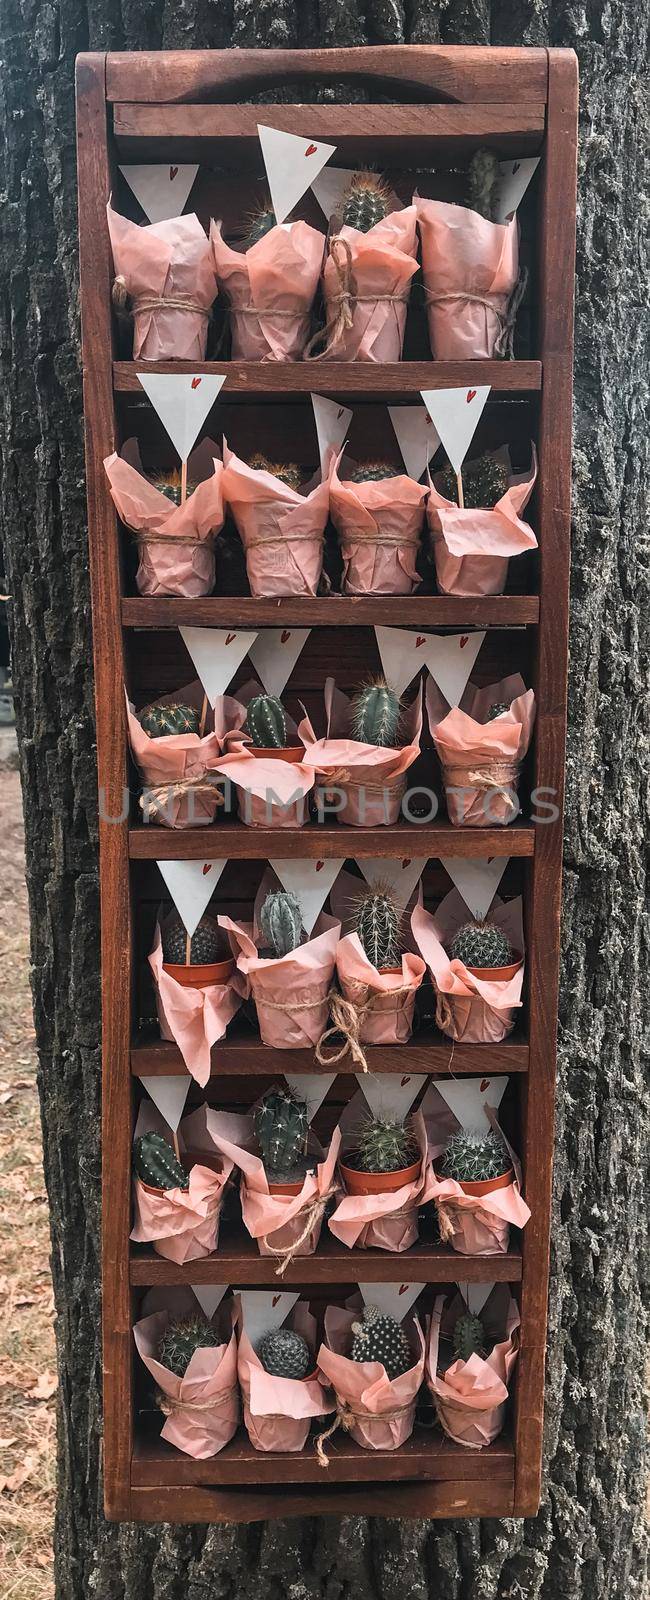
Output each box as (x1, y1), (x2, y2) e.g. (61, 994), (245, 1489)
(221, 442), (332, 597)
(330, 459), (426, 595)
(131, 1104), (233, 1262)
(428, 448), (538, 596)
(104, 437), (225, 597)
(107, 203), (217, 360)
(134, 1299), (239, 1458)
(127, 679), (245, 828)
(317, 1302), (424, 1452)
(210, 220), (324, 360)
(237, 1299), (330, 1452)
(427, 672), (536, 826)
(411, 892), (524, 1044)
(214, 678), (316, 826)
(299, 679), (423, 826)
(416, 199), (519, 359)
(218, 913), (340, 1047)
(328, 1110), (435, 1252)
(315, 207), (418, 362)
(149, 918), (246, 1086)
(209, 1108), (341, 1264)
(423, 1096), (531, 1255)
(426, 1287), (520, 1448)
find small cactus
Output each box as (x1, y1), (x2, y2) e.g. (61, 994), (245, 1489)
(438, 454), (509, 509)
(151, 469), (196, 505)
(350, 1305), (411, 1380)
(254, 1085), (310, 1184)
(248, 454), (303, 493)
(467, 148), (500, 221)
(259, 890), (304, 959)
(245, 694), (288, 749)
(349, 679), (402, 748)
(162, 913), (222, 967)
(486, 700), (512, 720)
(258, 1327), (312, 1379)
(452, 1311), (486, 1362)
(349, 462), (398, 483)
(450, 920), (514, 970)
(442, 1129), (509, 1184)
(342, 171), (391, 233)
(158, 1313), (221, 1377)
(243, 202), (277, 250)
(355, 884), (402, 970)
(133, 1131), (189, 1192)
(355, 1114), (418, 1175)
(139, 701), (200, 739)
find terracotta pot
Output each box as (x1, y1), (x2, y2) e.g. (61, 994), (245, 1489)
(465, 952), (523, 983)
(379, 966), (403, 977)
(267, 1177), (305, 1197)
(248, 745), (305, 763)
(454, 1167), (515, 1198)
(162, 956), (235, 987)
(339, 1157), (421, 1196)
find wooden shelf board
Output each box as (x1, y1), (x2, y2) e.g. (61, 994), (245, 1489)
(130, 1031), (529, 1077)
(129, 822), (535, 860)
(114, 360), (542, 398)
(129, 1233), (522, 1285)
(122, 595), (540, 629)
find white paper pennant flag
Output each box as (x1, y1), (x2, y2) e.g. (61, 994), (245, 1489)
(375, 625), (431, 698)
(311, 394), (352, 473)
(440, 857), (509, 921)
(156, 858), (227, 937)
(284, 1073), (337, 1122)
(358, 856), (427, 913)
(426, 631), (485, 707)
(459, 1282), (494, 1315)
(191, 1283), (229, 1320)
(248, 628), (310, 698)
(388, 405), (439, 482)
(356, 1071), (426, 1123)
(179, 626), (258, 705)
(421, 386), (491, 476)
(137, 373), (227, 462)
(269, 857), (344, 934)
(359, 1282), (422, 1323)
(435, 1076), (508, 1133)
(238, 1290), (299, 1347)
(310, 165), (402, 221)
(257, 124), (336, 224)
(119, 163), (199, 223)
(492, 156), (541, 224)
(140, 1073), (190, 1132)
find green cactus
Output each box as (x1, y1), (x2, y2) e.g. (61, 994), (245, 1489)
(258, 1327), (312, 1379)
(467, 148), (501, 221)
(162, 913), (222, 967)
(342, 171), (391, 233)
(248, 455), (303, 493)
(133, 1131), (189, 1192)
(355, 885), (402, 969)
(452, 1311), (487, 1362)
(139, 701), (200, 739)
(442, 1129), (509, 1184)
(486, 700), (512, 720)
(350, 1305), (411, 1380)
(349, 462), (398, 483)
(243, 203), (277, 250)
(259, 890), (304, 959)
(245, 694), (288, 749)
(450, 920), (514, 970)
(355, 1114), (418, 1175)
(349, 679), (402, 748)
(254, 1085), (311, 1184)
(438, 454), (509, 509)
(151, 469), (196, 505)
(158, 1313), (221, 1377)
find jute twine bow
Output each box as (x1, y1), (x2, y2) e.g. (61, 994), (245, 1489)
(443, 760), (520, 813)
(112, 276), (213, 323)
(422, 266), (528, 360)
(316, 1397), (413, 1467)
(304, 236), (409, 361)
(140, 777), (225, 817)
(315, 984), (414, 1072)
(435, 1200), (457, 1245)
(157, 1384), (237, 1418)
(267, 1184), (339, 1276)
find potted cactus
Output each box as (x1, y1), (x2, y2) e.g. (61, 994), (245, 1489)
(349, 1304), (413, 1379)
(257, 890), (305, 960)
(441, 1128), (514, 1198)
(340, 172), (392, 233)
(339, 1112), (420, 1197)
(443, 1308), (487, 1368)
(437, 454), (509, 510)
(243, 693), (304, 763)
(161, 911), (235, 988)
(354, 884), (404, 975)
(158, 1312), (222, 1375)
(449, 918), (521, 981)
(258, 1326), (315, 1380)
(253, 1084), (314, 1196)
(349, 679), (402, 748)
(247, 455), (304, 493)
(133, 1131), (190, 1196)
(138, 700), (201, 738)
(349, 461), (399, 484)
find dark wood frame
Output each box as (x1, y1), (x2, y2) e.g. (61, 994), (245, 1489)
(75, 44), (577, 1524)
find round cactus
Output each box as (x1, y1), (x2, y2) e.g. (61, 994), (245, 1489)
(248, 455), (303, 493)
(162, 913), (222, 967)
(258, 1327), (311, 1379)
(245, 694), (288, 749)
(151, 469), (196, 505)
(349, 462), (398, 483)
(450, 920), (514, 970)
(158, 1313), (221, 1377)
(350, 1306), (411, 1379)
(355, 885), (402, 969)
(133, 1131), (189, 1192)
(486, 700), (512, 721)
(438, 454), (509, 509)
(355, 1114), (418, 1175)
(452, 1311), (487, 1362)
(342, 171), (391, 233)
(243, 204), (277, 250)
(349, 680), (401, 748)
(254, 1085), (310, 1183)
(259, 890), (304, 959)
(442, 1129), (510, 1184)
(467, 148), (500, 221)
(139, 701), (200, 739)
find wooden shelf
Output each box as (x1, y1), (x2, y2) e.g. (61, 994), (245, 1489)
(122, 594), (540, 629)
(114, 359), (542, 398)
(129, 821), (536, 860)
(130, 1233), (522, 1286)
(131, 1031), (529, 1077)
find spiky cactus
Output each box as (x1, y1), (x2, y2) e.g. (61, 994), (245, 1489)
(259, 890), (304, 959)
(486, 700), (512, 720)
(133, 1131), (189, 1192)
(349, 462), (397, 483)
(342, 171), (391, 233)
(452, 1311), (486, 1362)
(243, 203), (277, 250)
(350, 1306), (411, 1380)
(139, 701), (200, 739)
(158, 1313), (221, 1376)
(254, 1085), (310, 1184)
(467, 148), (500, 221)
(162, 913), (222, 967)
(442, 1129), (509, 1184)
(438, 454), (509, 509)
(245, 694), (288, 749)
(355, 885), (402, 969)
(248, 455), (303, 493)
(151, 469), (196, 505)
(355, 1114), (418, 1174)
(349, 680), (401, 748)
(450, 920), (514, 970)
(258, 1327), (311, 1379)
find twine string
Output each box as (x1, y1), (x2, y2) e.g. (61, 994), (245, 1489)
(316, 1397), (413, 1467)
(112, 276), (212, 322)
(422, 266), (528, 360)
(157, 1384), (237, 1418)
(267, 1184), (339, 1276)
(443, 760), (520, 812)
(315, 984), (414, 1072)
(139, 776), (225, 817)
(304, 236), (409, 361)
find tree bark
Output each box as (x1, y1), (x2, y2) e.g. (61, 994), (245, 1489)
(0, 3), (647, 1597)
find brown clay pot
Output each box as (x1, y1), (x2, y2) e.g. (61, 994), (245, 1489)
(464, 953), (523, 983)
(248, 746), (305, 763)
(162, 956), (235, 987)
(454, 1167), (514, 1198)
(339, 1157), (421, 1196)
(267, 1177), (305, 1197)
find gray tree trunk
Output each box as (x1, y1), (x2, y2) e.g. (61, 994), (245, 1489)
(0, 3), (647, 1597)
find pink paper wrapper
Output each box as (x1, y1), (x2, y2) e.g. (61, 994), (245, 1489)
(237, 1300), (330, 1453)
(330, 460), (426, 595)
(127, 679), (245, 827)
(134, 1306), (239, 1458)
(209, 1111), (341, 1266)
(104, 437), (225, 597)
(107, 203), (217, 360)
(218, 914), (340, 1048)
(131, 1105), (234, 1263)
(210, 219), (324, 360)
(416, 199), (519, 359)
(314, 208), (418, 362)
(149, 920), (246, 1086)
(328, 1111), (435, 1252)
(427, 672), (536, 826)
(299, 679), (423, 826)
(215, 749), (315, 828)
(426, 1287), (520, 1447)
(411, 892), (524, 1044)
(221, 442), (331, 597)
(428, 449), (537, 597)
(317, 934), (425, 1073)
(424, 1101), (531, 1255)
(317, 1304), (424, 1452)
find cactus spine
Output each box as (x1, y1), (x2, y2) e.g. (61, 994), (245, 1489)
(245, 694), (288, 749)
(355, 884), (402, 970)
(452, 1311), (486, 1362)
(248, 455), (303, 493)
(355, 1114), (418, 1174)
(139, 702), (200, 739)
(450, 920), (513, 970)
(350, 1306), (411, 1379)
(158, 1313), (220, 1376)
(350, 462), (397, 483)
(342, 171), (391, 233)
(438, 454), (509, 509)
(133, 1131), (189, 1191)
(259, 890), (304, 959)
(254, 1085), (310, 1184)
(467, 148), (501, 221)
(162, 914), (222, 967)
(243, 203), (277, 250)
(442, 1129), (509, 1184)
(350, 679), (401, 748)
(151, 469), (196, 505)
(258, 1328), (311, 1379)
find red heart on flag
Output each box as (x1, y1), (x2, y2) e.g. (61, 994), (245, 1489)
(337, 407), (344, 419)
(315, 860), (324, 872)
(304, 143), (318, 157)
(460, 635), (469, 648)
(398, 1284), (409, 1295)
(225, 632), (236, 644)
(466, 389), (477, 403)
(281, 630), (290, 643)
(191, 377), (201, 390)
(401, 858), (411, 868)
(415, 636), (426, 648)
(512, 161), (521, 174)
(272, 1294), (281, 1308)
(202, 864), (212, 876)
(400, 1076), (411, 1087)
(169, 165), (178, 180)
(480, 1078), (490, 1092)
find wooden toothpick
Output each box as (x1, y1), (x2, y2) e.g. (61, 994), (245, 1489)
(181, 457), (188, 505)
(199, 693), (208, 738)
(172, 1129), (181, 1161)
(456, 469), (465, 509)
